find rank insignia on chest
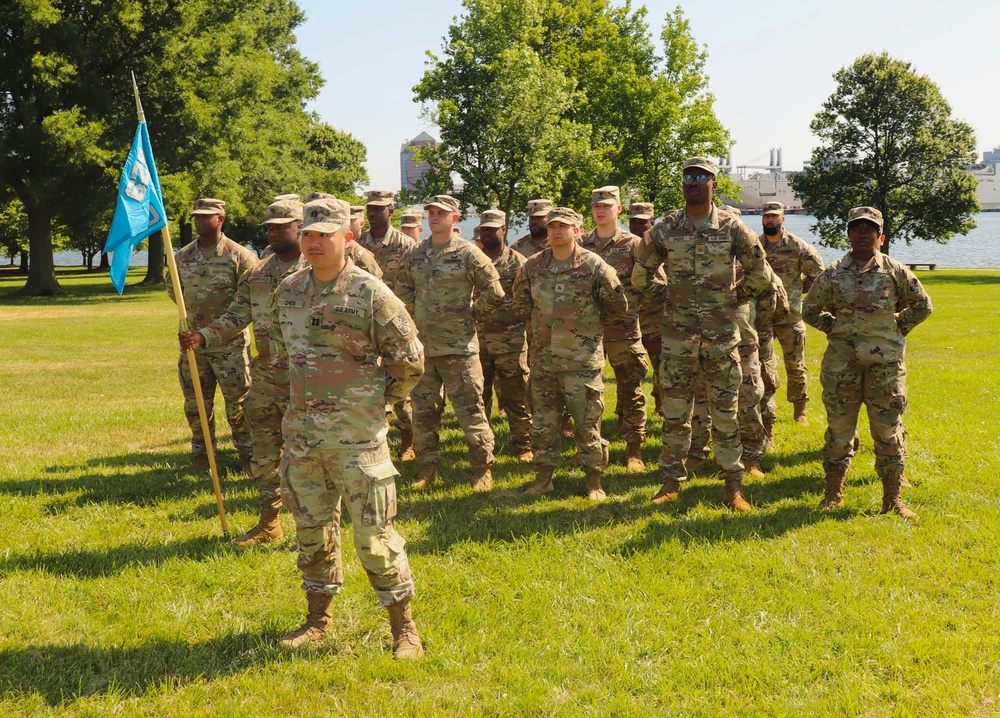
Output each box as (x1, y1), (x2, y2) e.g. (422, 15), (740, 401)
(311, 316), (320, 327)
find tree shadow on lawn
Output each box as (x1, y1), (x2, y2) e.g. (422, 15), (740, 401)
(917, 272), (1000, 287)
(0, 632), (289, 706)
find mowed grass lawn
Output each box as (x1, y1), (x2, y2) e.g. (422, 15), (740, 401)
(0, 266), (998, 717)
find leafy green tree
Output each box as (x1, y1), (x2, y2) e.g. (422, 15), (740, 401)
(791, 52), (979, 252)
(0, 198), (29, 271)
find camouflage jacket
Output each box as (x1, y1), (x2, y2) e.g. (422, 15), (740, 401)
(167, 234), (259, 355)
(510, 233), (549, 259)
(475, 245), (527, 355)
(512, 245), (627, 372)
(580, 226), (642, 342)
(762, 229), (824, 324)
(752, 272), (788, 337)
(394, 235), (504, 357)
(803, 251), (932, 366)
(346, 241), (383, 280)
(632, 205), (774, 360)
(269, 258), (425, 450)
(198, 254), (308, 379)
(355, 226), (417, 291)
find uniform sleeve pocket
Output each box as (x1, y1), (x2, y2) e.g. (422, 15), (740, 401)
(360, 461), (400, 526)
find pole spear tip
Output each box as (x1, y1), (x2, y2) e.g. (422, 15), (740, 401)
(131, 71), (145, 122)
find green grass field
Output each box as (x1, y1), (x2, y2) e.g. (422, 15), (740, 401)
(1, 266), (999, 717)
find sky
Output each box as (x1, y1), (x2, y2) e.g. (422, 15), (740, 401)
(295, 0), (1000, 192)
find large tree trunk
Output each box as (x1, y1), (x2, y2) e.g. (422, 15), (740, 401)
(99, 252), (110, 270)
(17, 205), (63, 295)
(18, 252), (28, 273)
(141, 229), (165, 285)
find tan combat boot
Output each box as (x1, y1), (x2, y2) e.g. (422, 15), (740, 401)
(723, 474), (753, 513)
(399, 431), (416, 462)
(524, 465), (555, 496)
(744, 458), (766, 479)
(652, 476), (682, 505)
(583, 469), (607, 502)
(516, 444), (534, 462)
(192, 453), (210, 472)
(412, 464), (436, 490)
(625, 442), (645, 472)
(818, 467), (847, 511)
(472, 466), (493, 492)
(387, 598), (424, 660)
(234, 502), (283, 547)
(793, 402), (808, 425)
(881, 473), (917, 519)
(280, 591), (333, 648)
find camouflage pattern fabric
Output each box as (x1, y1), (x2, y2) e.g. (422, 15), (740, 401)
(638, 268), (665, 413)
(480, 347), (532, 450)
(245, 376), (287, 511)
(804, 250), (932, 478)
(510, 233), (549, 259)
(755, 285), (781, 436)
(355, 226), (416, 291)
(178, 349), (252, 461)
(476, 245), (527, 355)
(346, 241), (383, 280)
(529, 368), (608, 470)
(641, 332), (663, 413)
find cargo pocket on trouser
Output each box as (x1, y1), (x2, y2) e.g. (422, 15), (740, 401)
(277, 453), (295, 513)
(360, 461), (400, 527)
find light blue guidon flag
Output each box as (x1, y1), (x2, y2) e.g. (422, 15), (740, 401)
(103, 120), (167, 294)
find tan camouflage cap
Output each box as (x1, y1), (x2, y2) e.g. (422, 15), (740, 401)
(546, 207), (583, 227)
(350, 205), (365, 218)
(190, 198), (226, 216)
(365, 189), (395, 206)
(424, 194), (460, 213)
(260, 198), (304, 225)
(591, 186), (621, 206)
(683, 157), (719, 176)
(400, 209), (423, 228)
(300, 197), (350, 234)
(762, 201), (784, 216)
(527, 198), (554, 217)
(847, 206), (883, 230)
(273, 193), (301, 202)
(478, 209), (506, 229)
(628, 202), (654, 220)
(305, 191), (335, 202)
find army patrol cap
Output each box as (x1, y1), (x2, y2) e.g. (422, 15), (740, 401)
(591, 186), (621, 206)
(527, 198), (554, 217)
(305, 191), (335, 202)
(300, 197), (351, 234)
(478, 209), (506, 229)
(424, 194), (461, 213)
(546, 206), (583, 227)
(847, 206), (883, 231)
(365, 189), (395, 206)
(190, 198), (227, 216)
(273, 193), (301, 202)
(629, 202), (654, 220)
(762, 201), (784, 216)
(683, 157), (719, 176)
(259, 198), (304, 225)
(400, 209), (423, 228)
(350, 205), (365, 218)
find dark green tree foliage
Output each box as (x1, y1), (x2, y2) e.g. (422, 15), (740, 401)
(791, 52), (979, 252)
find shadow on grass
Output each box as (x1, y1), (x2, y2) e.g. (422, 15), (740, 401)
(0, 632), (286, 705)
(0, 267), (165, 305)
(917, 272), (1000, 287)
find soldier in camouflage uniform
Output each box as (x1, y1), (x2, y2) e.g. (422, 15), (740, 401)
(179, 197), (308, 547)
(804, 206), (931, 518)
(629, 202), (664, 415)
(510, 199), (554, 258)
(168, 198), (258, 472)
(269, 197), (425, 658)
(395, 194), (504, 491)
(755, 276), (783, 451)
(475, 209), (533, 461)
(349, 205), (366, 239)
(761, 201), (824, 426)
(356, 190), (419, 461)
(581, 186), (648, 471)
(632, 158), (775, 512)
(399, 209), (423, 242)
(514, 207), (628, 501)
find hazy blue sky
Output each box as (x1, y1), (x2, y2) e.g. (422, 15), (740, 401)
(295, 0), (999, 191)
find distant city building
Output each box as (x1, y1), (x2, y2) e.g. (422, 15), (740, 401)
(400, 132), (439, 194)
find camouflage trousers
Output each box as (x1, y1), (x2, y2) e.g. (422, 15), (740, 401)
(757, 323), (781, 432)
(604, 339), (648, 442)
(820, 349), (908, 479)
(689, 344), (766, 463)
(391, 396), (413, 433)
(244, 371), (287, 512)
(774, 321), (809, 405)
(279, 441), (414, 606)
(659, 350), (744, 481)
(641, 332), (663, 413)
(178, 349), (253, 462)
(530, 367), (608, 471)
(411, 354), (495, 469)
(480, 347), (532, 450)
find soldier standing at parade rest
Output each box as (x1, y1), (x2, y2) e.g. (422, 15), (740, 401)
(510, 199), (554, 258)
(168, 198), (259, 473)
(356, 190), (419, 461)
(395, 195), (505, 491)
(629, 202), (665, 415)
(760, 201), (824, 426)
(581, 187), (649, 471)
(269, 197), (425, 657)
(399, 209), (423, 242)
(475, 209), (533, 461)
(803, 206), (931, 517)
(632, 158), (775, 512)
(178, 197), (308, 546)
(514, 207), (628, 501)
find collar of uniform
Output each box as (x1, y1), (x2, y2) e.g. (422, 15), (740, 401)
(679, 205), (720, 230)
(589, 225), (624, 249)
(423, 236), (460, 256)
(310, 257), (356, 297)
(545, 244), (585, 272)
(764, 229), (788, 248)
(195, 234), (227, 258)
(843, 250), (886, 274)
